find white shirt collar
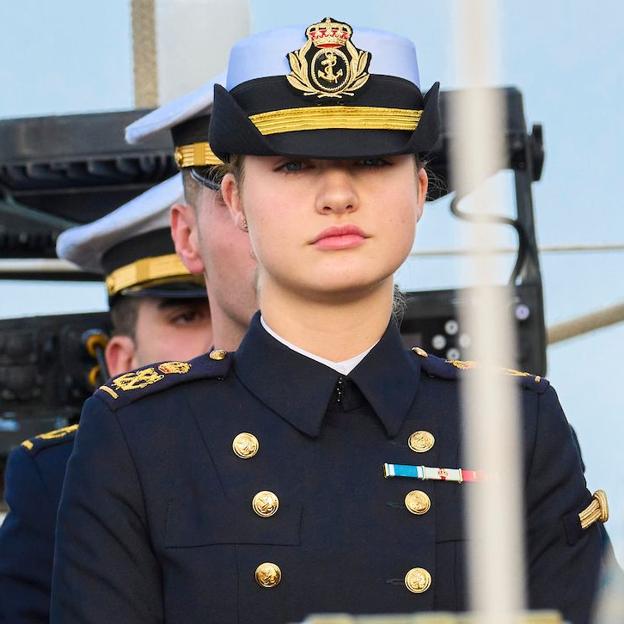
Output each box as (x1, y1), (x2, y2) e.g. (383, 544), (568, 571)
(260, 316), (376, 376)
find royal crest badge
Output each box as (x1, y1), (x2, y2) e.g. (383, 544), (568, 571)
(287, 17), (371, 99)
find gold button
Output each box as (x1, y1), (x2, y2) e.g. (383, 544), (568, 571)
(255, 562), (281, 588)
(252, 491), (279, 517)
(209, 349), (227, 361)
(232, 432), (259, 459)
(405, 567), (432, 593)
(412, 346), (428, 358)
(404, 490), (431, 515)
(408, 431), (435, 453)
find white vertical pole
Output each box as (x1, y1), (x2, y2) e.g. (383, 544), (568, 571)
(451, 1), (527, 622)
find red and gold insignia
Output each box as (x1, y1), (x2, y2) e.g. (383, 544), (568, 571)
(287, 17), (371, 99)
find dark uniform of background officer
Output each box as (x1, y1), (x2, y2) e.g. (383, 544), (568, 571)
(51, 18), (610, 624)
(0, 175), (212, 623)
(0, 74), (260, 623)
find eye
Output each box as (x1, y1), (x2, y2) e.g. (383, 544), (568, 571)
(276, 160), (308, 172)
(169, 308), (208, 326)
(357, 157), (390, 167)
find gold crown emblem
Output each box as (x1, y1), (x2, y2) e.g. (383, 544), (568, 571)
(306, 17), (352, 48)
(287, 17), (370, 99)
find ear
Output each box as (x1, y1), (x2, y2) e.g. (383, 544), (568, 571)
(221, 173), (247, 230)
(104, 335), (137, 377)
(416, 167), (428, 222)
(170, 202), (206, 274)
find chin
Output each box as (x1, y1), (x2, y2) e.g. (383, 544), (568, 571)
(304, 270), (393, 299)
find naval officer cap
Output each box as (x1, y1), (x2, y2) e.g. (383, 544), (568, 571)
(56, 174), (206, 300)
(125, 73), (225, 183)
(210, 17), (440, 160)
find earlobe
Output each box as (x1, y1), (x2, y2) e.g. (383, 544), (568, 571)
(221, 174), (246, 229)
(104, 335), (137, 377)
(416, 167), (428, 221)
(170, 202), (205, 274)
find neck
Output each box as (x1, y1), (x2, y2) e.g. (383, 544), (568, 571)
(208, 301), (249, 352)
(260, 278), (394, 362)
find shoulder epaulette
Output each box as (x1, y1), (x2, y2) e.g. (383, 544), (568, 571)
(411, 347), (550, 394)
(20, 424), (78, 455)
(95, 349), (233, 411)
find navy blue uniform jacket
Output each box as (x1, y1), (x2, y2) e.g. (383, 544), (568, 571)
(51, 316), (603, 623)
(0, 426), (76, 623)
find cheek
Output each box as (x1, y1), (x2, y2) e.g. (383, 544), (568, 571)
(377, 191), (418, 249)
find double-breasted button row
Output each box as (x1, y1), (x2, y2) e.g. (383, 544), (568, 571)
(231, 433), (282, 587)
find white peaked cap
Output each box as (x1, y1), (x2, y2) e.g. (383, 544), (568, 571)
(56, 173), (183, 274)
(125, 71), (226, 144)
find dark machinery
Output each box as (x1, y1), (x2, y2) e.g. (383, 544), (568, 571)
(400, 87), (546, 373)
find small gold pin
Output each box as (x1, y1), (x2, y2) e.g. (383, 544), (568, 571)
(412, 346), (428, 358)
(209, 349), (227, 361)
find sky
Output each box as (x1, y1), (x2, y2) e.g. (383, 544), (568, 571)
(1, 0), (623, 560)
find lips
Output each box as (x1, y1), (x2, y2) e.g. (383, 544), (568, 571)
(311, 224), (368, 251)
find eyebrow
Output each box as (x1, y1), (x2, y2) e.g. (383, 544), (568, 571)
(155, 298), (206, 311)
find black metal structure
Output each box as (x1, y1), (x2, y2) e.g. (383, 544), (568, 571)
(402, 87), (547, 375)
(0, 109), (178, 278)
(0, 312), (110, 456)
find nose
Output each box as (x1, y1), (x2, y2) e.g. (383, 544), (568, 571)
(314, 166), (359, 216)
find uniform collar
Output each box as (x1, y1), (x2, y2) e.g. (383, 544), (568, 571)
(234, 312), (421, 438)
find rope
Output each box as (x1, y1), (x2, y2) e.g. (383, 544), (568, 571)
(131, 0), (158, 107)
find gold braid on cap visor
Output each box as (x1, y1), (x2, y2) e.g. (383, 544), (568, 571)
(248, 106), (423, 135)
(174, 142), (222, 168)
(105, 253), (197, 296)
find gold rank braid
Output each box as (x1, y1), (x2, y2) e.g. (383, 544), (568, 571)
(287, 38), (370, 98)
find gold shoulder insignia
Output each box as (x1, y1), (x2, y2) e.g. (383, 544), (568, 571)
(579, 490), (609, 530)
(447, 359), (477, 370)
(21, 424), (79, 452)
(158, 361), (191, 374)
(103, 361), (193, 397)
(448, 360), (545, 384)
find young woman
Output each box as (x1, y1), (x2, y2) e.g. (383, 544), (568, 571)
(51, 19), (605, 624)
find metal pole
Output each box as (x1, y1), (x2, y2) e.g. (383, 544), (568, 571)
(451, 1), (526, 621)
(408, 242), (624, 258)
(548, 302), (624, 344)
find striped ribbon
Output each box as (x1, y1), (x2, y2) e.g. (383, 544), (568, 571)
(383, 463), (481, 482)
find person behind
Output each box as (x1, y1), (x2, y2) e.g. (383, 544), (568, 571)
(0, 174), (212, 623)
(125, 73), (258, 352)
(51, 19), (609, 624)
